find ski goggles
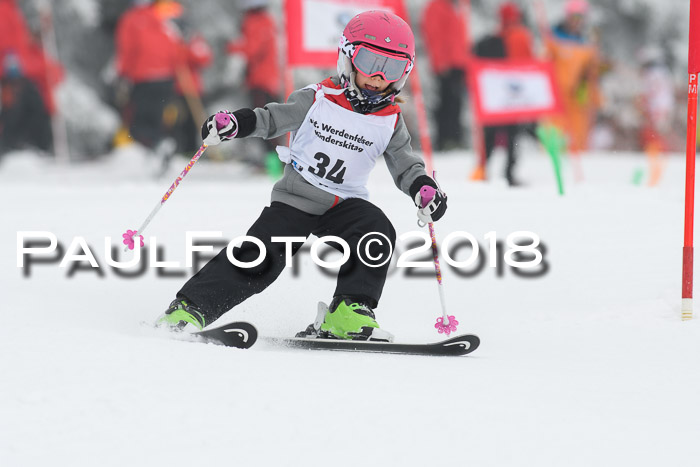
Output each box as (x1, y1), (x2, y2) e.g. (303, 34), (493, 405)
(351, 44), (411, 83)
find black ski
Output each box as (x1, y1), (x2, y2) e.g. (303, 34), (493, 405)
(189, 321), (479, 356)
(263, 333), (480, 356)
(194, 321), (258, 349)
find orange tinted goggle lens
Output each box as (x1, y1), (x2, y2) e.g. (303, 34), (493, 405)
(352, 45), (409, 83)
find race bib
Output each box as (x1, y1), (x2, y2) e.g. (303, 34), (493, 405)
(279, 85), (397, 199)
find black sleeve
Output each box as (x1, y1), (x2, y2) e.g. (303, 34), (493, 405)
(232, 108), (257, 138)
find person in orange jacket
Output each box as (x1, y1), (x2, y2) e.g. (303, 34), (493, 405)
(546, 0), (601, 153)
(115, 0), (184, 160)
(422, 0), (470, 151)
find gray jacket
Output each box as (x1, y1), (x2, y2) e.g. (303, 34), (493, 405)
(248, 82), (428, 215)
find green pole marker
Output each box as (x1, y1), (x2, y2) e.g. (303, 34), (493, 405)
(265, 151), (284, 179)
(632, 167), (644, 185)
(536, 124), (566, 195)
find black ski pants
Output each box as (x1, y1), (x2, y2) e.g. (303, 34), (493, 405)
(0, 77), (52, 154)
(435, 68), (466, 150)
(483, 124), (520, 183)
(178, 199), (396, 322)
(128, 79), (175, 150)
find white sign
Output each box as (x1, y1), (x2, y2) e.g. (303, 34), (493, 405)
(302, 0), (392, 53)
(478, 69), (555, 113)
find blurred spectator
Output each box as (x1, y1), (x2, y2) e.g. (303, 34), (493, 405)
(23, 31), (64, 119)
(227, 0), (282, 174)
(0, 1), (63, 157)
(0, 0), (32, 63)
(500, 2), (534, 59)
(0, 0), (33, 155)
(421, 0), (470, 151)
(115, 0), (185, 172)
(0, 53), (52, 154)
(173, 27), (213, 155)
(472, 2), (535, 186)
(637, 46), (676, 153)
(546, 0), (601, 153)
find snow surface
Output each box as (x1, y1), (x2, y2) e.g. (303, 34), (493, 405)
(2, 145), (700, 466)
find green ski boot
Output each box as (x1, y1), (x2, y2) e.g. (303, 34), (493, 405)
(319, 296), (394, 342)
(155, 299), (206, 331)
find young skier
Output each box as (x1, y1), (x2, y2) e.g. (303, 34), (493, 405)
(156, 10), (447, 341)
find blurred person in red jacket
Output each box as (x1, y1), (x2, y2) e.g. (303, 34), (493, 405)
(0, 0), (32, 62)
(0, 0), (64, 107)
(173, 25), (212, 155)
(227, 0), (281, 107)
(22, 30), (64, 117)
(422, 0), (470, 151)
(115, 0), (185, 170)
(227, 0), (282, 173)
(0, 52), (52, 155)
(0, 10), (63, 157)
(473, 2), (535, 186)
(0, 0), (48, 155)
(499, 2), (534, 59)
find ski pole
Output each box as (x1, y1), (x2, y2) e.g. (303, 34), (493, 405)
(122, 142), (209, 250)
(418, 182), (458, 336)
(122, 113), (233, 250)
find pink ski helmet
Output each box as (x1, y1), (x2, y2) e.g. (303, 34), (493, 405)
(337, 10), (415, 94)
